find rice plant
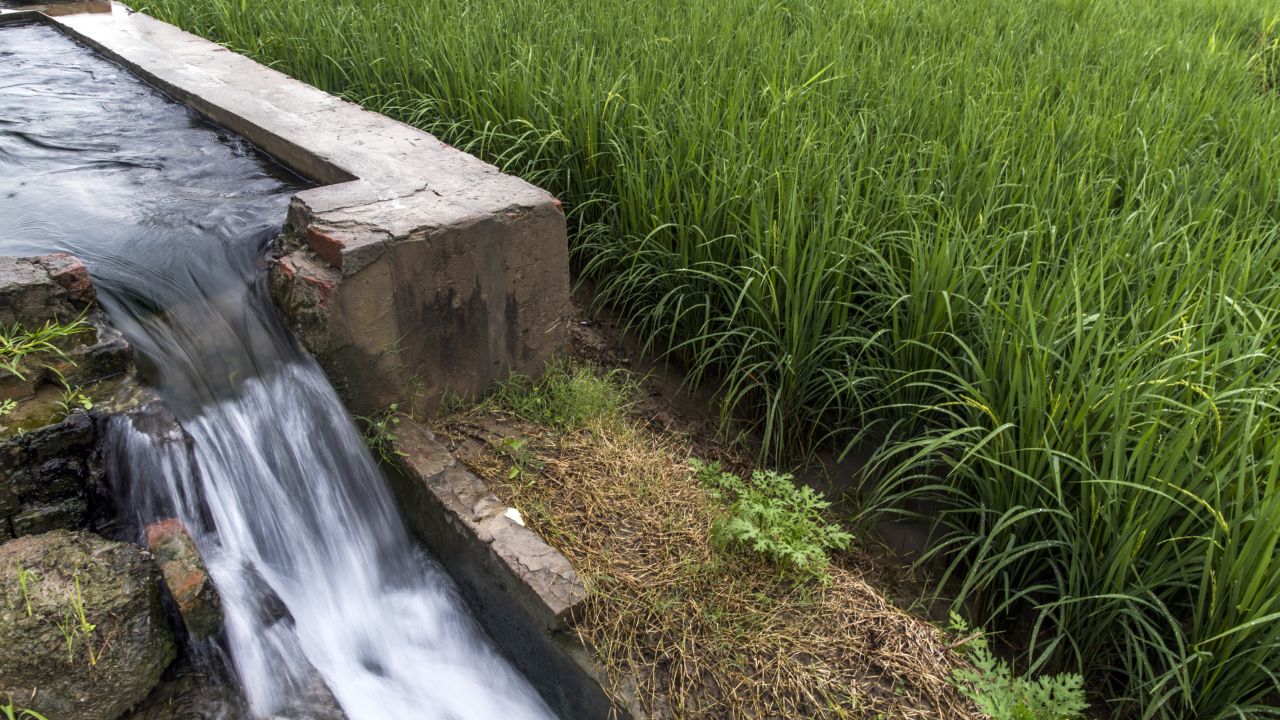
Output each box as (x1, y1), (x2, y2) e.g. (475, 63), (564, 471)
(136, 0), (1280, 715)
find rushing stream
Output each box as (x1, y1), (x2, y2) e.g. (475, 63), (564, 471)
(1, 21), (556, 720)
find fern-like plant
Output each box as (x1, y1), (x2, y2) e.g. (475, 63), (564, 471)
(948, 612), (1087, 720)
(693, 460), (852, 582)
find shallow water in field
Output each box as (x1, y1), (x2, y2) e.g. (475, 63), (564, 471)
(0, 21), (555, 720)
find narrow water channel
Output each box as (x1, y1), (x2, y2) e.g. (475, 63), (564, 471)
(0, 21), (556, 720)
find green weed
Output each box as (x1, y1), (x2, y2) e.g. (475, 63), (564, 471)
(694, 459), (851, 582)
(0, 316), (90, 380)
(1, 697), (49, 720)
(69, 576), (97, 667)
(356, 403), (408, 465)
(1253, 17), (1280, 92)
(948, 612), (1087, 720)
(54, 575), (98, 668)
(482, 361), (632, 432)
(15, 564), (34, 618)
(55, 381), (93, 418)
(496, 437), (535, 481)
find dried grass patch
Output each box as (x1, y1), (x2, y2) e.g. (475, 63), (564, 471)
(441, 414), (980, 719)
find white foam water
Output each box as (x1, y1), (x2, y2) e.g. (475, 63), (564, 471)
(111, 362), (556, 720)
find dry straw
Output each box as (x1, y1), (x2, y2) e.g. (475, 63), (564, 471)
(445, 413), (978, 719)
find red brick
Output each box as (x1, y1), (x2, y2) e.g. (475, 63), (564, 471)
(305, 226), (347, 270)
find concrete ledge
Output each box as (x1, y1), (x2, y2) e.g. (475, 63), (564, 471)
(388, 417), (625, 719)
(30, 3), (570, 416)
(393, 417), (585, 630)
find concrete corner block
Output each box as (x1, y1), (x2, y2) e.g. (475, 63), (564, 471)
(271, 192), (570, 417)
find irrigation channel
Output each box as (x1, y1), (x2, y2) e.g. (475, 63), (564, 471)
(1, 21), (557, 720)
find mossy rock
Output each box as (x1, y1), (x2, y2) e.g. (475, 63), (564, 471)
(0, 530), (176, 720)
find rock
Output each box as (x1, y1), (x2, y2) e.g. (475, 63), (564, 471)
(121, 669), (249, 720)
(35, 254), (97, 308)
(5, 407), (96, 464)
(0, 477), (19, 520)
(272, 681), (348, 720)
(0, 253), (96, 329)
(1, 409), (100, 538)
(0, 530), (176, 720)
(11, 497), (88, 535)
(240, 560), (291, 629)
(145, 519), (222, 640)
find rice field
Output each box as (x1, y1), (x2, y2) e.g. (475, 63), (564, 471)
(136, 0), (1280, 716)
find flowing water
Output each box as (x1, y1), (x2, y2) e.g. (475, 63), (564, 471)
(0, 21), (556, 720)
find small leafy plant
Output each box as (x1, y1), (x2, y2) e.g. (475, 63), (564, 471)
(948, 612), (1087, 720)
(56, 381), (93, 417)
(693, 459), (851, 582)
(496, 437), (536, 480)
(357, 403), (407, 464)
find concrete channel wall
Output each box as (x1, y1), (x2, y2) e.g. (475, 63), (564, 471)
(1, 4), (615, 718)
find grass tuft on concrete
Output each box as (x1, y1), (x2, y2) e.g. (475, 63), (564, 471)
(476, 360), (635, 433)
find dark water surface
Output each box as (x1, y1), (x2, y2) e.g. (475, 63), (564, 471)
(0, 21), (555, 720)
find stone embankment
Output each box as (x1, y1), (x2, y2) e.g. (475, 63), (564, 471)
(1, 253), (133, 540)
(0, 254), (218, 719)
